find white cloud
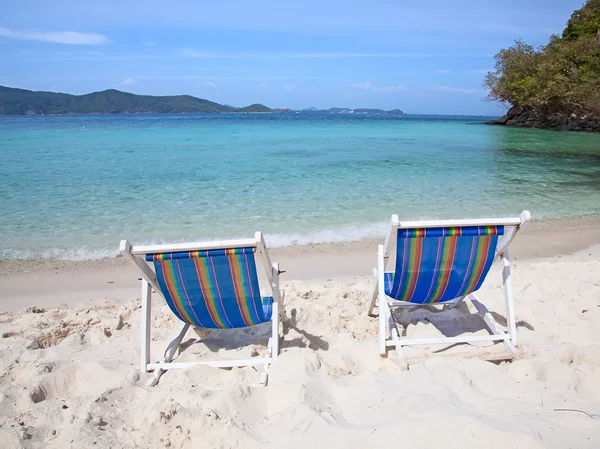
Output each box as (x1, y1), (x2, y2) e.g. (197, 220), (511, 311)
(352, 82), (403, 93)
(0, 27), (108, 45)
(119, 78), (136, 86)
(203, 81), (216, 87)
(435, 86), (482, 94)
(142, 41), (155, 47)
(437, 70), (450, 74)
(258, 83), (268, 88)
(179, 48), (215, 58)
(284, 84), (296, 90)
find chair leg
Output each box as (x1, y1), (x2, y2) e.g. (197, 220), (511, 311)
(164, 323), (191, 362)
(148, 323), (190, 387)
(368, 271), (379, 316)
(379, 299), (387, 356)
(271, 308), (279, 362)
(502, 249), (518, 347)
(469, 293), (516, 356)
(141, 280), (152, 373)
(393, 344), (408, 371)
(245, 263), (280, 388)
(388, 314), (408, 370)
(258, 368), (269, 387)
(271, 264), (282, 360)
(442, 296), (464, 311)
(258, 339), (272, 387)
(279, 289), (288, 323)
(377, 245), (388, 356)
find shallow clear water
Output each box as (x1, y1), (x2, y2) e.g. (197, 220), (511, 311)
(1, 113), (600, 260)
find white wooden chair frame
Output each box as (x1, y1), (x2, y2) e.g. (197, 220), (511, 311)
(368, 211), (531, 368)
(119, 232), (286, 387)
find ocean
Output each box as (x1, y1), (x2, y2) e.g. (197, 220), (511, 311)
(1, 113), (600, 260)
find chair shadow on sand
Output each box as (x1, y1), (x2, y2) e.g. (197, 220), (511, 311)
(281, 307), (329, 351)
(391, 302), (534, 355)
(171, 306), (329, 358)
(172, 325), (276, 355)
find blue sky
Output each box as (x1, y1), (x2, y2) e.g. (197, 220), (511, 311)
(0, 0), (584, 115)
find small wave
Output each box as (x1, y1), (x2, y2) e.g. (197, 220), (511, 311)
(265, 222), (389, 247)
(3, 211), (595, 262)
(0, 246), (121, 262)
(0, 222), (390, 261)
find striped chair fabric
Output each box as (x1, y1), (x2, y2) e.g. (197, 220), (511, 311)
(146, 247), (272, 329)
(384, 225), (504, 304)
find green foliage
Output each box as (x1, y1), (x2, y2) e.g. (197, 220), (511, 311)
(562, 0), (600, 40)
(485, 0), (600, 115)
(237, 103), (272, 113)
(0, 87), (272, 115)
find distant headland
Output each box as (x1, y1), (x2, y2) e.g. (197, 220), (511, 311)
(0, 86), (405, 116)
(487, 0), (600, 132)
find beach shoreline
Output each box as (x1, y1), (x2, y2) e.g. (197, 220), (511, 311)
(2, 213), (600, 271)
(1, 213), (600, 313)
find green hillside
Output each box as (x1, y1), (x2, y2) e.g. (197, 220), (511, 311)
(485, 0), (600, 116)
(0, 86), (272, 115)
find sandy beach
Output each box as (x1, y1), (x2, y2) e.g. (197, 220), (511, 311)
(1, 216), (600, 448)
(3, 0), (600, 447)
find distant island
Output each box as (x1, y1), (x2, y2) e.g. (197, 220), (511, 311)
(0, 86), (405, 116)
(487, 0), (600, 132)
(302, 107), (405, 115)
(0, 86), (272, 115)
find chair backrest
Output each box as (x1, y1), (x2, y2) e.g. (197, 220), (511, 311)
(146, 247), (271, 329)
(120, 233), (275, 329)
(387, 225), (504, 304)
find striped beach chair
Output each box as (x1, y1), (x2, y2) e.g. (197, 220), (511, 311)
(120, 232), (285, 386)
(368, 211), (531, 367)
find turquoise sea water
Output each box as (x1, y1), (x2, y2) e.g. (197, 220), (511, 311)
(1, 114), (600, 260)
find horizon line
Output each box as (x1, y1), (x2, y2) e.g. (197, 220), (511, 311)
(0, 84), (501, 117)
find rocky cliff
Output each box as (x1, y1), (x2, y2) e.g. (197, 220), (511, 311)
(490, 106), (600, 132)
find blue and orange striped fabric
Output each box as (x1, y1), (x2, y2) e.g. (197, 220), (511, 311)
(146, 247), (273, 329)
(385, 225), (504, 304)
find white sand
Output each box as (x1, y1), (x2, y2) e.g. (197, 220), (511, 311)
(1, 238), (600, 448)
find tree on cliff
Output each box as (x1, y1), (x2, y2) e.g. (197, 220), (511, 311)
(485, 0), (600, 115)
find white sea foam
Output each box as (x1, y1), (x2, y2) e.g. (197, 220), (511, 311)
(2, 210), (595, 262)
(0, 210), (588, 262)
(0, 246), (121, 262)
(0, 222), (391, 261)
(265, 221), (389, 247)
